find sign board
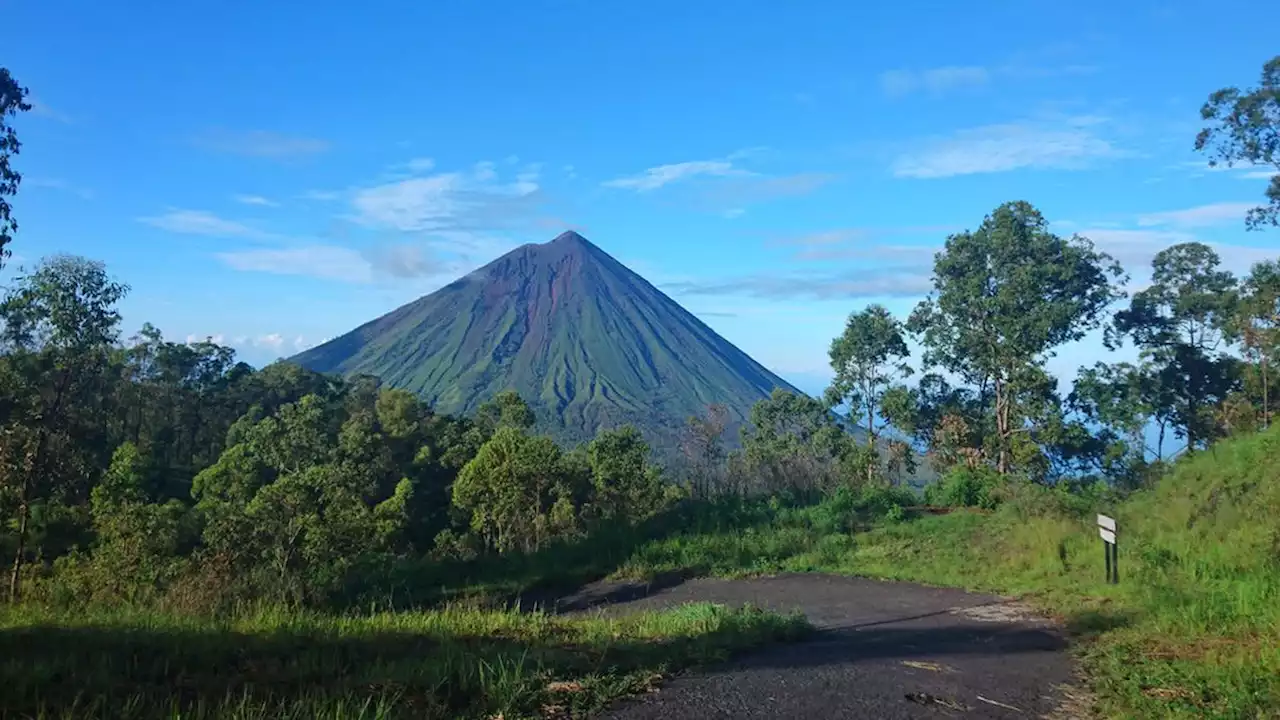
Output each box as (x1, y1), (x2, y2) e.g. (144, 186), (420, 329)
(1097, 514), (1116, 533)
(1099, 528), (1116, 544)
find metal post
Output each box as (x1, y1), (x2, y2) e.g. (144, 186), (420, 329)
(1112, 537), (1119, 584)
(1104, 537), (1112, 583)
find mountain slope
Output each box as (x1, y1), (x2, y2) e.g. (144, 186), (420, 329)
(290, 231), (802, 449)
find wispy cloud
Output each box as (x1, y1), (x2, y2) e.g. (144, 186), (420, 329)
(139, 209), (278, 239)
(1136, 202), (1257, 228)
(27, 98), (73, 124)
(880, 66), (989, 97)
(215, 245), (373, 283)
(195, 129), (330, 159)
(603, 158), (753, 192)
(25, 178), (93, 200)
(663, 268), (933, 301)
(351, 162), (543, 233)
(233, 194), (279, 207)
(1078, 227), (1278, 278)
(892, 116), (1123, 178)
(699, 172), (837, 207)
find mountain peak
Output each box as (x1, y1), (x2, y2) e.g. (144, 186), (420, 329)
(290, 231), (800, 452)
(548, 230), (592, 247)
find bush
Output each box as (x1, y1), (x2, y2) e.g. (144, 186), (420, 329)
(924, 466), (1004, 509)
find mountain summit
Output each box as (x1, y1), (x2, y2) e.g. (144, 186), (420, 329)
(290, 231), (801, 449)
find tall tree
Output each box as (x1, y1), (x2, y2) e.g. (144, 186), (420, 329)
(740, 389), (849, 494)
(908, 201), (1125, 474)
(0, 255), (128, 601)
(0, 68), (31, 268)
(1110, 242), (1240, 451)
(826, 304), (911, 482)
(1196, 55), (1280, 230)
(1233, 260), (1280, 427)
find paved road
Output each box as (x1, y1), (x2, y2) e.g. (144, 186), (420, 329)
(544, 573), (1084, 719)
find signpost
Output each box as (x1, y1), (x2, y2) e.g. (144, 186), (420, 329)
(1097, 514), (1118, 584)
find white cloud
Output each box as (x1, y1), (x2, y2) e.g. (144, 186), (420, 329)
(216, 245), (374, 283)
(880, 66), (989, 97)
(723, 208), (745, 219)
(139, 209), (277, 239)
(603, 157), (754, 192)
(293, 335), (309, 351)
(300, 190), (342, 202)
(195, 130), (330, 159)
(1241, 170), (1276, 180)
(351, 162), (542, 233)
(1136, 202), (1257, 228)
(892, 117), (1122, 178)
(233, 194), (279, 207)
(185, 333), (225, 345)
(256, 333), (285, 352)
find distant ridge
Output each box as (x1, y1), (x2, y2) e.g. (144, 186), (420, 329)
(290, 231), (804, 450)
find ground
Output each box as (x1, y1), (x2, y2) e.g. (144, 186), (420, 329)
(534, 573), (1085, 719)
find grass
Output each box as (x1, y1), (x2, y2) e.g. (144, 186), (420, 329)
(0, 601), (810, 719)
(591, 426), (1280, 719)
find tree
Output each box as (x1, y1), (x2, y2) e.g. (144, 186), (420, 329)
(740, 389), (849, 495)
(826, 304), (911, 483)
(1195, 55), (1280, 230)
(585, 425), (668, 522)
(679, 404), (728, 497)
(0, 255), (128, 601)
(1110, 243), (1240, 451)
(452, 426), (580, 554)
(0, 68), (31, 268)
(908, 201), (1125, 474)
(1071, 360), (1174, 461)
(1233, 260), (1280, 427)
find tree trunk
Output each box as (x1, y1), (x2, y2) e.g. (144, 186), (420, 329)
(866, 397), (877, 485)
(7, 491), (28, 603)
(994, 378), (1010, 474)
(1263, 355), (1271, 429)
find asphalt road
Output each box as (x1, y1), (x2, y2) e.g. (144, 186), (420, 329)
(545, 573), (1085, 719)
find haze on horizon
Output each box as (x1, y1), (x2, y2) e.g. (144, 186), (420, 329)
(5, 0), (1278, 403)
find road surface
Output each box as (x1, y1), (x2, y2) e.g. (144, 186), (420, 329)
(544, 573), (1085, 719)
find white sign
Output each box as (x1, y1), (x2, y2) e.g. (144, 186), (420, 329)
(1099, 528), (1116, 544)
(1097, 514), (1116, 533)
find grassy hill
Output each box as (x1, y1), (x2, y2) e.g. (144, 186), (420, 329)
(290, 231), (803, 452)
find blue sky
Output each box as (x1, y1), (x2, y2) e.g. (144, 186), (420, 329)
(5, 0), (1280, 397)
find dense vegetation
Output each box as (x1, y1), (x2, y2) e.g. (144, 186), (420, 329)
(2, 56), (1279, 718)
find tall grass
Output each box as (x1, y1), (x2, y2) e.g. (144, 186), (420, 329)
(0, 602), (809, 719)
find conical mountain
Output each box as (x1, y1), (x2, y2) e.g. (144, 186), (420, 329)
(290, 231), (802, 449)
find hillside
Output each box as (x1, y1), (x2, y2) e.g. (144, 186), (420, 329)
(290, 231), (803, 450)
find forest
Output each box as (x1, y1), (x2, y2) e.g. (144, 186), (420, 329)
(1, 58), (1278, 719)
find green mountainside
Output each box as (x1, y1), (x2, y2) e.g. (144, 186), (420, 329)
(290, 231), (803, 450)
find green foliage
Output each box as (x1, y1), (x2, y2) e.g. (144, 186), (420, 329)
(737, 389), (851, 497)
(1110, 242), (1242, 450)
(1196, 55), (1280, 230)
(922, 466), (1004, 510)
(908, 201), (1125, 474)
(452, 426), (584, 555)
(0, 67), (31, 266)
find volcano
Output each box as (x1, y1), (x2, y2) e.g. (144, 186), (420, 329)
(290, 231), (803, 450)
